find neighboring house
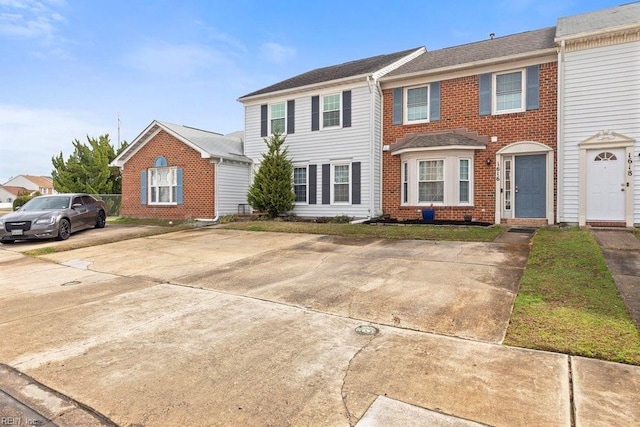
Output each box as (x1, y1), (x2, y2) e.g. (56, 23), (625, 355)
(3, 175), (55, 195)
(0, 185), (28, 203)
(379, 27), (558, 225)
(556, 3), (640, 227)
(111, 120), (251, 220)
(238, 47), (426, 218)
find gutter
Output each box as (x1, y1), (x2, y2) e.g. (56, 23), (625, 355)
(556, 40), (565, 224)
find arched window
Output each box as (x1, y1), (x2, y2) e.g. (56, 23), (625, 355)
(594, 152), (617, 161)
(154, 156), (168, 167)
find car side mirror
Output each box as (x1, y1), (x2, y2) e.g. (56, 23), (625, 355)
(72, 203), (83, 209)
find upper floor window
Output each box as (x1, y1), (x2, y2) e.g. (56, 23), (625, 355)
(494, 70), (524, 113)
(270, 103), (285, 134)
(323, 94), (341, 128)
(293, 166), (307, 203)
(405, 85), (429, 123)
(480, 65), (539, 116)
(392, 82), (439, 125)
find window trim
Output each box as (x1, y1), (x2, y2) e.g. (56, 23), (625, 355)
(417, 159), (445, 205)
(404, 84), (430, 124)
(269, 102), (286, 135)
(321, 93), (342, 129)
(401, 161), (408, 205)
(492, 69), (526, 115)
(148, 166), (178, 206)
(399, 152), (476, 207)
(331, 162), (351, 204)
(458, 158), (472, 205)
(293, 165), (308, 204)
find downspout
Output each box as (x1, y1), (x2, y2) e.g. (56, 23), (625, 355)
(367, 75), (375, 219)
(196, 158), (220, 222)
(557, 40), (565, 224)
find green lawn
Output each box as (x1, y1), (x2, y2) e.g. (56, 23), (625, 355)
(505, 228), (640, 365)
(219, 220), (503, 242)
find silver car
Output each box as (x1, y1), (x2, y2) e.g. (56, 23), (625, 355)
(0, 193), (106, 244)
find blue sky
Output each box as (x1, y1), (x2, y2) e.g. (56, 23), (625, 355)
(0, 0), (624, 184)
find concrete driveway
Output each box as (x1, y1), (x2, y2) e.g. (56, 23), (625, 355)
(0, 228), (638, 426)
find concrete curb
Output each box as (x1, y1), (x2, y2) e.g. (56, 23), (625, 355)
(0, 364), (117, 426)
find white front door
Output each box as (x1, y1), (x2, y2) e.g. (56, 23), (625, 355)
(586, 148), (625, 221)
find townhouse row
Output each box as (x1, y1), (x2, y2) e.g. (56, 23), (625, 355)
(112, 3), (640, 226)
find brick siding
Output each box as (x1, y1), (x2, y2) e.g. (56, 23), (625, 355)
(121, 130), (216, 219)
(382, 61), (558, 222)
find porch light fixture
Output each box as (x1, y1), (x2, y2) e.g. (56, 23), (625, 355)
(486, 158), (491, 165)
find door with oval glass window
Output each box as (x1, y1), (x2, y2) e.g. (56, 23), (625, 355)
(586, 149), (625, 221)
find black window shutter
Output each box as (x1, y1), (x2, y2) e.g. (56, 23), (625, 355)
(392, 88), (403, 124)
(311, 96), (320, 131)
(321, 164), (330, 204)
(287, 100), (295, 134)
(526, 65), (540, 110)
(429, 81), (440, 121)
(479, 74), (491, 116)
(260, 104), (268, 137)
(309, 164), (317, 204)
(352, 162), (361, 205)
(342, 90), (352, 128)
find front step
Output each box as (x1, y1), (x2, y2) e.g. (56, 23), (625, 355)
(502, 218), (548, 228)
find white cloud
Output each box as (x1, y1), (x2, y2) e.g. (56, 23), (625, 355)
(0, 105), (111, 183)
(0, 0), (66, 49)
(260, 42), (296, 64)
(122, 41), (236, 77)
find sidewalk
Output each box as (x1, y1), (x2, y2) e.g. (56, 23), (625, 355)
(591, 228), (640, 327)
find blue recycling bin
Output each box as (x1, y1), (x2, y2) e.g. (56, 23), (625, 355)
(421, 209), (435, 222)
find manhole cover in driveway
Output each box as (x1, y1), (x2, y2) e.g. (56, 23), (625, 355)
(61, 281), (81, 287)
(355, 325), (379, 335)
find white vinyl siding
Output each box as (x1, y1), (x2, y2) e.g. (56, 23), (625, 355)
(244, 84), (375, 218)
(217, 162), (251, 216)
(559, 40), (640, 223)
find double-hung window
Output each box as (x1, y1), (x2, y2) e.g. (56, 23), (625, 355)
(459, 159), (470, 204)
(494, 70), (524, 113)
(149, 167), (177, 204)
(323, 94), (341, 128)
(418, 160), (444, 203)
(293, 167), (307, 203)
(405, 85), (428, 123)
(402, 162), (408, 204)
(333, 164), (350, 203)
(270, 102), (285, 134)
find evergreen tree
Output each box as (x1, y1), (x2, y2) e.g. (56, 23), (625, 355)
(247, 131), (295, 218)
(51, 135), (128, 194)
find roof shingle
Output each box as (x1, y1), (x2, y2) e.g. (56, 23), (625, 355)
(391, 129), (488, 153)
(556, 3), (640, 38)
(239, 47), (423, 99)
(386, 27), (556, 78)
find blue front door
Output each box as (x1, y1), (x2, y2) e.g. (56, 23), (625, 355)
(515, 154), (546, 218)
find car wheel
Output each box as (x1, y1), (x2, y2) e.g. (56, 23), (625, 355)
(57, 219), (71, 241)
(95, 210), (106, 229)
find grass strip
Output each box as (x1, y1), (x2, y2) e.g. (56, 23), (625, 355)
(505, 227), (640, 365)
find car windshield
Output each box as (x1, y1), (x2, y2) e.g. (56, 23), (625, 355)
(22, 196), (71, 211)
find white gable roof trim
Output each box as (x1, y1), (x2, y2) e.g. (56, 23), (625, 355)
(111, 120), (250, 168)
